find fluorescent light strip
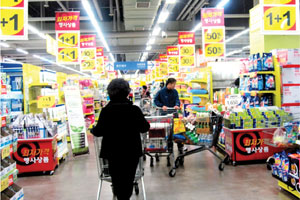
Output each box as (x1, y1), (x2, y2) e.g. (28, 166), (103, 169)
(28, 24), (47, 39)
(148, 37), (156, 45)
(166, 0), (176, 4)
(226, 45), (249, 57)
(4, 58), (23, 64)
(82, 0), (115, 62)
(146, 46), (152, 51)
(0, 42), (10, 48)
(157, 11), (170, 24)
(216, 0), (230, 8)
(16, 48), (29, 55)
(225, 28), (249, 43)
(152, 27), (161, 36)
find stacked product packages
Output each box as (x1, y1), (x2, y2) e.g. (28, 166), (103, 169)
(272, 150), (300, 194)
(10, 114), (57, 139)
(224, 107), (292, 129)
(272, 122), (300, 146)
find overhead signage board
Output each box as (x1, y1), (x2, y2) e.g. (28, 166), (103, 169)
(80, 35), (96, 72)
(261, 0), (299, 35)
(0, 0), (28, 40)
(114, 62), (148, 71)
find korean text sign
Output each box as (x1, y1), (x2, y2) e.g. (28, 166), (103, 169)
(178, 32), (195, 45)
(80, 35), (97, 71)
(201, 8), (224, 26)
(55, 11), (80, 31)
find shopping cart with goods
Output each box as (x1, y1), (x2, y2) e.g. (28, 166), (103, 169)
(169, 110), (228, 177)
(144, 108), (177, 172)
(93, 136), (146, 200)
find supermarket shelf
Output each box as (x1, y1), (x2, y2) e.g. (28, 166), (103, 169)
(0, 168), (17, 192)
(177, 89), (187, 92)
(190, 94), (209, 98)
(11, 111), (23, 116)
(57, 146), (69, 159)
(82, 95), (93, 98)
(57, 131), (68, 141)
(1, 91), (23, 99)
(94, 108), (100, 110)
(177, 81), (189, 85)
(29, 100), (38, 105)
(190, 79), (207, 84)
(84, 112), (94, 116)
(94, 99), (100, 102)
(240, 71), (276, 77)
(29, 83), (52, 88)
(240, 90), (276, 95)
(179, 97), (191, 101)
(278, 181), (300, 198)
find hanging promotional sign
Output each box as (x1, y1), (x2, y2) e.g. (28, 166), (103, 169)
(37, 96), (56, 108)
(178, 32), (195, 45)
(159, 54), (168, 61)
(155, 59), (161, 79)
(167, 46), (180, 73)
(92, 47), (105, 76)
(261, 0), (299, 35)
(201, 8), (225, 26)
(80, 35), (97, 71)
(114, 62), (148, 71)
(0, 0), (28, 40)
(64, 86), (89, 155)
(201, 8), (226, 58)
(55, 11), (80, 64)
(178, 32), (196, 69)
(96, 47), (104, 57)
(46, 34), (57, 56)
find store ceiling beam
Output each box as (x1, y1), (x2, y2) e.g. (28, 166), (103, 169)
(92, 0), (104, 21)
(179, 0), (200, 20)
(57, 1), (67, 11)
(224, 14), (249, 18)
(28, 16), (90, 22)
(176, 0), (193, 20)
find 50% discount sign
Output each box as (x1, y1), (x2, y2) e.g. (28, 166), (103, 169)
(203, 28), (224, 43)
(204, 43), (225, 57)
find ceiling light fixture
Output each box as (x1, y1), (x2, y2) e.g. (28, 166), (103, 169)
(16, 48), (29, 55)
(146, 46), (152, 51)
(28, 24), (47, 39)
(166, 0), (176, 4)
(152, 27), (161, 36)
(148, 37), (156, 45)
(157, 11), (170, 24)
(216, 0), (230, 8)
(0, 42), (10, 48)
(82, 0), (115, 62)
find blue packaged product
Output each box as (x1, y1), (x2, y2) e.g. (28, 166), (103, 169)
(249, 55), (254, 72)
(254, 53), (261, 72)
(265, 75), (275, 90)
(252, 54), (257, 72)
(10, 76), (23, 91)
(252, 77), (258, 90)
(250, 96), (255, 108)
(263, 96), (269, 107)
(255, 96), (260, 107)
(11, 99), (23, 112)
(258, 75), (264, 91)
(263, 53), (273, 71)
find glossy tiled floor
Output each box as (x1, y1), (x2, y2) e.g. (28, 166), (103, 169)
(17, 135), (297, 200)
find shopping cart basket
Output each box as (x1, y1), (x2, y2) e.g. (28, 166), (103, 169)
(144, 108), (177, 169)
(140, 98), (154, 116)
(169, 111), (228, 177)
(93, 136), (146, 200)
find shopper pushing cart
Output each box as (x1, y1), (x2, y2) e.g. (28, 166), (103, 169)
(91, 78), (150, 200)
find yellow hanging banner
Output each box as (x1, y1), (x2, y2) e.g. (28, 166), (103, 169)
(37, 96), (56, 108)
(57, 47), (79, 63)
(263, 0), (296, 5)
(159, 62), (168, 77)
(0, 9), (25, 38)
(204, 43), (225, 57)
(92, 57), (105, 75)
(81, 49), (96, 60)
(57, 32), (79, 48)
(81, 60), (96, 71)
(168, 64), (179, 73)
(180, 46), (195, 56)
(203, 27), (225, 43)
(168, 56), (179, 65)
(180, 56), (195, 67)
(1, 0), (25, 7)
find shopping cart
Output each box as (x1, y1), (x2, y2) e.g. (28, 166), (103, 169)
(144, 108), (177, 170)
(169, 111), (228, 177)
(93, 136), (146, 200)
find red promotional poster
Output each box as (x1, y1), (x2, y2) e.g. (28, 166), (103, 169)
(80, 35), (96, 48)
(104, 56), (109, 63)
(55, 11), (80, 31)
(201, 8), (224, 27)
(178, 32), (195, 45)
(96, 47), (104, 57)
(167, 46), (179, 56)
(159, 54), (168, 62)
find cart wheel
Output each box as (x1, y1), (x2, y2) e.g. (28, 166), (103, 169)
(49, 170), (55, 175)
(167, 157), (171, 167)
(134, 184), (139, 195)
(232, 161), (237, 166)
(169, 169), (176, 177)
(175, 158), (180, 168)
(155, 154), (160, 162)
(150, 157), (154, 167)
(267, 164), (272, 170)
(218, 163), (225, 171)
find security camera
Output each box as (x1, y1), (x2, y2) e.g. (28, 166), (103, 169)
(161, 31), (167, 39)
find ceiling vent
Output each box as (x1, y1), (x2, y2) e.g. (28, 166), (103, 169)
(134, 26), (145, 31)
(136, 0), (150, 8)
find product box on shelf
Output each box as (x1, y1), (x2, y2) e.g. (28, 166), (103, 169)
(282, 86), (300, 104)
(40, 69), (57, 84)
(282, 67), (300, 84)
(273, 49), (300, 66)
(289, 154), (300, 192)
(1, 183), (24, 200)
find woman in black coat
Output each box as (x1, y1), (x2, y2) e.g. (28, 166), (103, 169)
(91, 78), (150, 200)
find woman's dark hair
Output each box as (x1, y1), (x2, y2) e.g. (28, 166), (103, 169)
(107, 78), (131, 100)
(166, 78), (177, 86)
(142, 85), (147, 90)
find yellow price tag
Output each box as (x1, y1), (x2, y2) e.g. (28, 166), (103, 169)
(156, 67), (161, 78)
(263, 6), (297, 32)
(1, 177), (9, 192)
(263, 0), (296, 5)
(180, 46), (195, 56)
(204, 28), (224, 43)
(204, 43), (225, 57)
(57, 32), (79, 48)
(0, 9), (25, 37)
(168, 56), (179, 65)
(180, 56), (195, 67)
(93, 58), (105, 75)
(1, 145), (10, 159)
(37, 96), (56, 108)
(159, 62), (168, 76)
(81, 59), (96, 71)
(168, 64), (179, 73)
(57, 48), (78, 63)
(1, 0), (24, 7)
(81, 49), (95, 59)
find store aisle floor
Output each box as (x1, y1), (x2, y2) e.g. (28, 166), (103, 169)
(17, 135), (297, 200)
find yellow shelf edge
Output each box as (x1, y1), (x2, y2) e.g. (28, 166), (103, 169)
(278, 181), (300, 198)
(29, 83), (52, 88)
(84, 112), (94, 116)
(190, 80), (208, 84)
